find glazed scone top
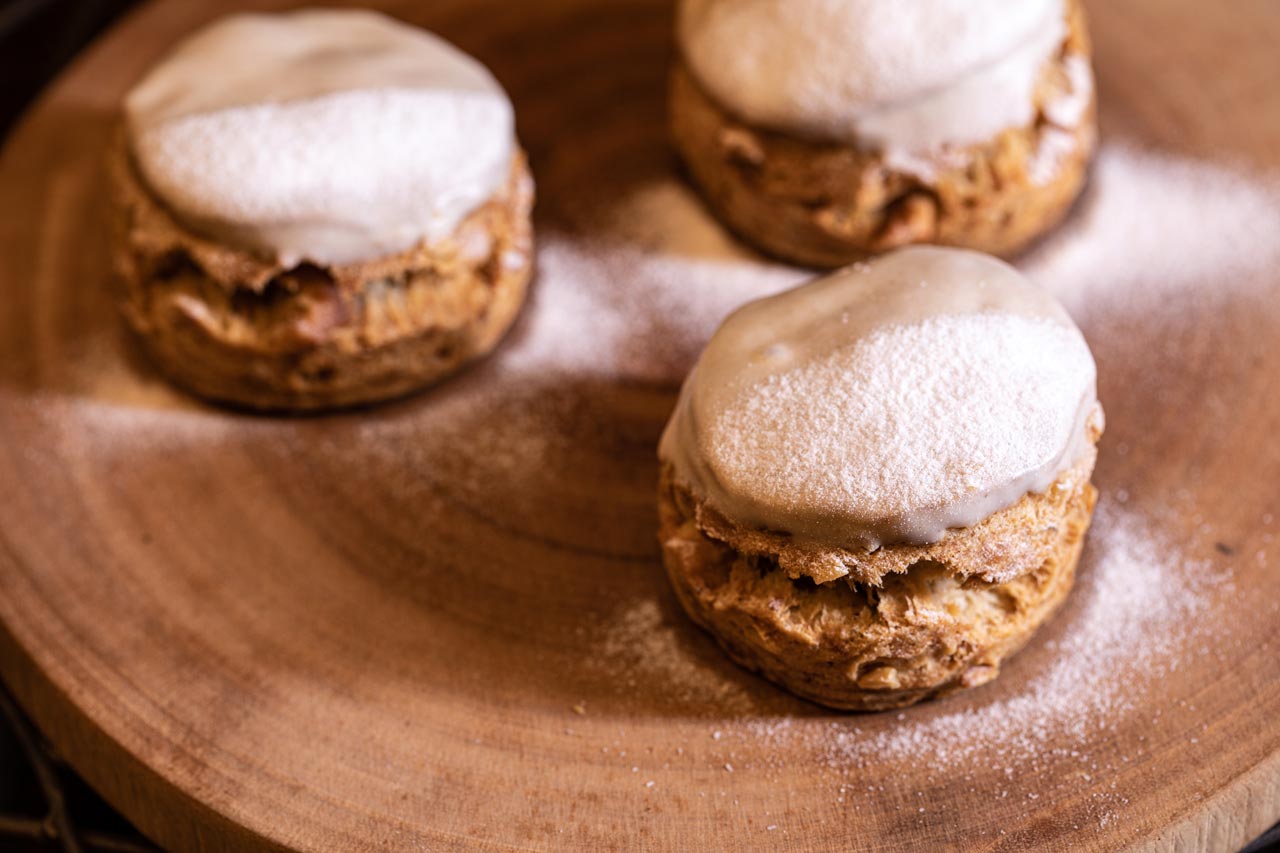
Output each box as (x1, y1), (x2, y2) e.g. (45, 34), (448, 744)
(660, 247), (1100, 551)
(124, 9), (515, 266)
(677, 0), (1067, 152)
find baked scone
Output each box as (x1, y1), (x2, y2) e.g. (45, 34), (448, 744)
(110, 10), (534, 411)
(658, 247), (1104, 710)
(671, 0), (1096, 267)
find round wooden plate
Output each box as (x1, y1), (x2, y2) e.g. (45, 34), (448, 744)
(1, 1), (1278, 850)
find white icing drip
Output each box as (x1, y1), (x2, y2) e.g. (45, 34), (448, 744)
(678, 0), (1066, 152)
(125, 9), (515, 266)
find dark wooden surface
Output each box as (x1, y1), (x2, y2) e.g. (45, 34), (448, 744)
(0, 1), (1278, 851)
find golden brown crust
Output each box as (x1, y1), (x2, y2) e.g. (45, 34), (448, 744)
(669, 0), (1096, 267)
(658, 465), (1097, 711)
(108, 133), (534, 411)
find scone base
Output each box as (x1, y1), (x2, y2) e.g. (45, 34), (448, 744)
(669, 0), (1096, 267)
(110, 144), (534, 412)
(658, 466), (1097, 711)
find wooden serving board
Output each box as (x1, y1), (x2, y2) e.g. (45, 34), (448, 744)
(1, 0), (1278, 850)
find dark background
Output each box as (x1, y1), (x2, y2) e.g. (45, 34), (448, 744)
(2, 3), (177, 846)
(0, 1), (1276, 851)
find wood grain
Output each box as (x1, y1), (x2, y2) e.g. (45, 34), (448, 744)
(0, 0), (1278, 850)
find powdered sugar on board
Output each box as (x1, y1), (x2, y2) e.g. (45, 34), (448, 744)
(502, 141), (1280, 386)
(500, 181), (804, 384)
(1024, 145), (1280, 315)
(813, 501), (1234, 770)
(25, 139), (1278, 800)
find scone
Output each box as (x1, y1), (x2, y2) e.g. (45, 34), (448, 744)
(671, 0), (1096, 267)
(658, 247), (1104, 710)
(110, 9), (534, 411)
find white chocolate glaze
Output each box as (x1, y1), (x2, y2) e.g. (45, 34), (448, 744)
(124, 9), (515, 266)
(677, 0), (1066, 152)
(660, 247), (1100, 550)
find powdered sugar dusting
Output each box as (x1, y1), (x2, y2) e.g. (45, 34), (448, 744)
(814, 502), (1232, 770)
(1026, 144), (1280, 316)
(515, 143), (1280, 388)
(126, 10), (515, 265)
(15, 329), (233, 453)
(593, 598), (758, 714)
(706, 314), (1093, 538)
(504, 182), (802, 383)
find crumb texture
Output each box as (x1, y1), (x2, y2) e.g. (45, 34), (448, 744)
(658, 462), (1098, 711)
